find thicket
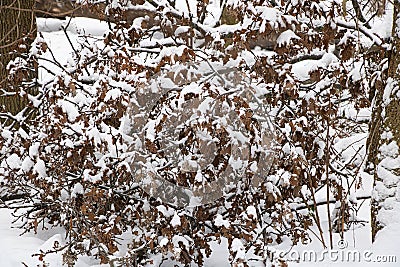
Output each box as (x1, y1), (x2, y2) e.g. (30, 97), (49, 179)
(0, 0), (386, 266)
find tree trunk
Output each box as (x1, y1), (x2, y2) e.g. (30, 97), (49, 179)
(368, 2), (400, 241)
(0, 0), (37, 125)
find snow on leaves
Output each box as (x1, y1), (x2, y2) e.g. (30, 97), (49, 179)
(0, 0), (383, 266)
(127, 62), (275, 207)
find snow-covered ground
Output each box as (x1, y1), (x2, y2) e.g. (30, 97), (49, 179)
(1, 16), (399, 267)
(1, 172), (399, 266)
(0, 208), (106, 266)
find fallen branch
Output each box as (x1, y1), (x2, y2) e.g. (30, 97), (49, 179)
(336, 19), (382, 46)
(0, 193), (29, 202)
(34, 0), (155, 25)
(294, 195), (371, 211)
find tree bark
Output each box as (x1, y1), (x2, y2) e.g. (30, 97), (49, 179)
(368, 1), (400, 241)
(0, 0), (37, 125)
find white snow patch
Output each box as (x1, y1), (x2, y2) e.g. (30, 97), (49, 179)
(214, 214), (230, 228)
(277, 30), (300, 46)
(33, 159), (47, 178)
(6, 154), (21, 170)
(171, 213), (181, 227)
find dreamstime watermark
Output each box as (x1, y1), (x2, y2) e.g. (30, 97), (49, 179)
(269, 240), (397, 263)
(126, 62), (276, 207)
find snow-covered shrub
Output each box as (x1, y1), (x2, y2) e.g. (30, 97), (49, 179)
(0, 0), (380, 265)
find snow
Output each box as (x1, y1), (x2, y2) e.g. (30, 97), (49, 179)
(174, 26), (191, 35)
(157, 205), (174, 217)
(291, 53), (338, 81)
(277, 30), (300, 46)
(214, 214), (230, 228)
(33, 159), (47, 178)
(104, 88), (122, 101)
(72, 183), (85, 197)
(379, 140), (399, 157)
(231, 238), (245, 260)
(181, 82), (202, 96)
(383, 78), (396, 106)
(37, 17), (112, 36)
(273, 178), (400, 267)
(29, 142), (40, 157)
(1, 4), (400, 267)
(171, 213), (181, 227)
(6, 154), (21, 170)
(246, 205), (257, 218)
(172, 235), (190, 249)
(336, 18), (383, 46)
(0, 209), (106, 267)
(21, 157), (34, 172)
(159, 237), (169, 247)
(377, 166), (400, 187)
(2, 175), (399, 266)
(0, 209), (44, 267)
